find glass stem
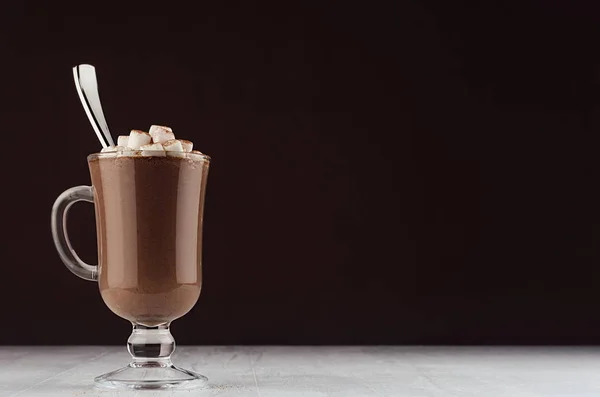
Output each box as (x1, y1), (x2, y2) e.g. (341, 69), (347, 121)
(127, 323), (175, 367)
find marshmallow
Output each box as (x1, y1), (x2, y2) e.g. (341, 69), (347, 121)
(117, 135), (129, 147)
(128, 130), (152, 149)
(149, 125), (172, 133)
(140, 142), (166, 157)
(117, 148), (139, 157)
(101, 146), (129, 155)
(187, 150), (204, 159)
(162, 139), (184, 158)
(179, 139), (193, 153)
(149, 125), (175, 144)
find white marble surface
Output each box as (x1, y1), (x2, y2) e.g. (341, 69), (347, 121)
(1, 346), (600, 396)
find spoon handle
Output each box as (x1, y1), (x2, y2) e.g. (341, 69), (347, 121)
(73, 64), (115, 148)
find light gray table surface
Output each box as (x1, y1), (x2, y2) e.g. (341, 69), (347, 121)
(1, 346), (599, 396)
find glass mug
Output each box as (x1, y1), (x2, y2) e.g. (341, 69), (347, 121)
(51, 150), (210, 390)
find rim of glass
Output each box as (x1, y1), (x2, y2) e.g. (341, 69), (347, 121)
(88, 151), (211, 162)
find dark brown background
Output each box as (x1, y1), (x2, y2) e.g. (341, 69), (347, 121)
(0, 1), (595, 345)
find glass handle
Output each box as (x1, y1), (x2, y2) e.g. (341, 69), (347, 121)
(51, 185), (98, 281)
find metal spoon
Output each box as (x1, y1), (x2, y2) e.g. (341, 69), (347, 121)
(73, 64), (115, 148)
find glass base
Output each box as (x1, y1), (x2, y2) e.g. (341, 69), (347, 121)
(94, 323), (208, 390)
(95, 362), (208, 390)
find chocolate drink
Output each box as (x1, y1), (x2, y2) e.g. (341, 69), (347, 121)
(88, 153), (209, 326)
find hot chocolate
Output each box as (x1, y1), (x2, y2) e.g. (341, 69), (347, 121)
(89, 153), (209, 326)
(54, 67), (212, 388)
